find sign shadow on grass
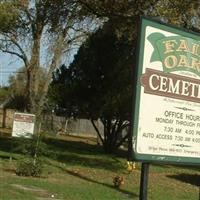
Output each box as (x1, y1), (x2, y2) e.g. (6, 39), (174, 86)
(167, 173), (200, 187)
(47, 161), (138, 198)
(65, 169), (138, 198)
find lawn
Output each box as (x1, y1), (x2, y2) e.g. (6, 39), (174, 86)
(0, 134), (199, 200)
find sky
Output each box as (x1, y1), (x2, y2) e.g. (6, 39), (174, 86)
(0, 53), (23, 86)
(0, 44), (79, 87)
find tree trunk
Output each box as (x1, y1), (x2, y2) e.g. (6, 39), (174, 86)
(99, 119), (130, 154)
(37, 34), (65, 115)
(91, 119), (104, 145)
(22, 15), (67, 133)
(28, 24), (42, 115)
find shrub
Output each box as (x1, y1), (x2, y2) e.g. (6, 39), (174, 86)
(16, 158), (43, 177)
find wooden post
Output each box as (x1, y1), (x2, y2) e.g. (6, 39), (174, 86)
(139, 163), (150, 200)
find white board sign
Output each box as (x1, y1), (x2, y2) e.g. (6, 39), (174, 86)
(132, 17), (200, 165)
(12, 112), (35, 138)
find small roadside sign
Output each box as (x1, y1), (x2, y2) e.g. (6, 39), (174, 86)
(12, 112), (35, 138)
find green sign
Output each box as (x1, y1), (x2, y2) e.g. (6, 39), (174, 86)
(132, 17), (200, 165)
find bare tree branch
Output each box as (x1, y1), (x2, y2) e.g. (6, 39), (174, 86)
(1, 49), (24, 60)
(9, 38), (29, 67)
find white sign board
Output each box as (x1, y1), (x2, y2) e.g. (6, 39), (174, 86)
(12, 112), (35, 138)
(133, 18), (200, 165)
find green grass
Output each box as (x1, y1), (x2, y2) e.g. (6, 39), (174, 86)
(0, 135), (199, 200)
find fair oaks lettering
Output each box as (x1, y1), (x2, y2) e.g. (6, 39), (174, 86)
(148, 34), (200, 76)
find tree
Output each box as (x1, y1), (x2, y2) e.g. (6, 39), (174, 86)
(49, 0), (200, 154)
(6, 67), (46, 111)
(79, 0), (200, 39)
(49, 22), (134, 153)
(0, 0), (98, 129)
(48, 64), (77, 117)
(0, 0), (199, 120)
(0, 86), (10, 104)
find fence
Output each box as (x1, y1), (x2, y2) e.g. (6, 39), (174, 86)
(0, 108), (103, 138)
(0, 108), (15, 128)
(0, 109), (128, 140)
(41, 114), (104, 137)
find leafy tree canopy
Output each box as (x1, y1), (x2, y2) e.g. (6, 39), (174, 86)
(49, 21), (134, 153)
(0, 0), (99, 124)
(49, 0), (200, 153)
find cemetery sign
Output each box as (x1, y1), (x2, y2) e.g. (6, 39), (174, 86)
(132, 17), (200, 165)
